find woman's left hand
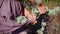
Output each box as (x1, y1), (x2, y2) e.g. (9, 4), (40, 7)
(37, 3), (46, 14)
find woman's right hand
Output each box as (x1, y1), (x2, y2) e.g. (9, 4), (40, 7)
(24, 8), (37, 25)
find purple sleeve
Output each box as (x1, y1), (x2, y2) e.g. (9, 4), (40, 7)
(0, 0), (23, 33)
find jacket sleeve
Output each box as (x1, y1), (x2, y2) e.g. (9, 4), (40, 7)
(0, 0), (23, 33)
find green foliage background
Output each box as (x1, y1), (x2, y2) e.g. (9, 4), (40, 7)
(44, 0), (60, 9)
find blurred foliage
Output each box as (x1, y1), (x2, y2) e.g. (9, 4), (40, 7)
(55, 24), (60, 31)
(44, 0), (60, 9)
(45, 11), (60, 34)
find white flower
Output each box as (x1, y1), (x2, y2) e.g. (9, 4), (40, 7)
(16, 16), (27, 24)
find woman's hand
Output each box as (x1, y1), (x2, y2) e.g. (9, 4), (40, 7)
(24, 8), (37, 25)
(37, 3), (46, 14)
